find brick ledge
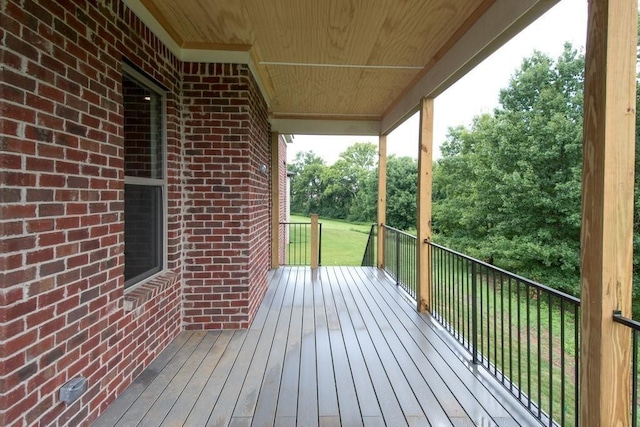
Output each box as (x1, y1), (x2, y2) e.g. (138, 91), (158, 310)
(123, 271), (178, 312)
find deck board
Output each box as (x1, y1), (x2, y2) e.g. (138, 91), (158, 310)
(161, 330), (233, 426)
(231, 266), (290, 420)
(323, 270), (380, 420)
(250, 268), (298, 426)
(314, 270), (339, 420)
(328, 267), (405, 424)
(274, 268), (304, 421)
(355, 267), (506, 422)
(141, 332), (220, 426)
(94, 266), (541, 427)
(93, 332), (193, 427)
(114, 332), (208, 427)
(297, 268), (319, 426)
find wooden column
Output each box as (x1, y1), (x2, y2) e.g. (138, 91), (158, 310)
(580, 0), (636, 425)
(271, 132), (280, 269)
(416, 97), (434, 313)
(310, 214), (319, 269)
(377, 134), (387, 268)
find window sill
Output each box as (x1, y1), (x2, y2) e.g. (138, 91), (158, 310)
(123, 270), (178, 312)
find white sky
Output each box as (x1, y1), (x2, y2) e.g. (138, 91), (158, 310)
(287, 0), (589, 165)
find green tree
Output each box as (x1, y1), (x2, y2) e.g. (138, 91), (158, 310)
(386, 156), (418, 230)
(289, 151), (326, 215)
(348, 168), (378, 223)
(322, 142), (378, 219)
(433, 44), (584, 294)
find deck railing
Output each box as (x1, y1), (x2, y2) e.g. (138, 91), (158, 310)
(613, 312), (640, 427)
(382, 225), (417, 300)
(361, 224), (377, 267)
(428, 241), (580, 426)
(279, 222), (322, 266)
(378, 225), (581, 426)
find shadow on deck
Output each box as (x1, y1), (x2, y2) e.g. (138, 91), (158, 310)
(94, 266), (539, 426)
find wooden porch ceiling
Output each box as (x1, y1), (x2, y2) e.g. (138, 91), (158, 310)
(127, 0), (560, 135)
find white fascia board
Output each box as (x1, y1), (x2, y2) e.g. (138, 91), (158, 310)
(270, 118), (381, 136)
(123, 0), (270, 106)
(380, 0), (559, 135)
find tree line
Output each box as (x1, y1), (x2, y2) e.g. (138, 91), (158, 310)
(289, 144), (418, 231)
(290, 43), (640, 300)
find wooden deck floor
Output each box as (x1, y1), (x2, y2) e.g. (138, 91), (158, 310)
(94, 267), (539, 427)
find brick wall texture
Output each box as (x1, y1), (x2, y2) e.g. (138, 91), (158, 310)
(181, 64), (271, 330)
(0, 0), (276, 425)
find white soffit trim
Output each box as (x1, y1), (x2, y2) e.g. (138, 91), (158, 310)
(380, 0), (560, 135)
(270, 118), (381, 136)
(123, 0), (271, 106)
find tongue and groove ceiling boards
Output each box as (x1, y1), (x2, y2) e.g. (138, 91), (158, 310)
(128, 0), (559, 135)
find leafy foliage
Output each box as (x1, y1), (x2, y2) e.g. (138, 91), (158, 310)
(289, 143), (378, 221)
(289, 151), (326, 215)
(385, 156), (418, 230)
(289, 145), (418, 227)
(433, 45), (585, 294)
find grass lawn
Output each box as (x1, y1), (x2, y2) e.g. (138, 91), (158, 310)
(289, 215), (373, 266)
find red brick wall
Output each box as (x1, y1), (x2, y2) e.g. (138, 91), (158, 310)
(0, 0), (272, 425)
(246, 74), (271, 322)
(181, 64), (271, 329)
(0, 2), (184, 425)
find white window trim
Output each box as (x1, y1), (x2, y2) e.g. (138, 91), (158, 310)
(122, 63), (168, 289)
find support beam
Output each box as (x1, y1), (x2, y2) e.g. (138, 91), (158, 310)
(271, 132), (280, 269)
(269, 117), (380, 136)
(580, 0), (636, 425)
(416, 98), (434, 313)
(377, 134), (387, 269)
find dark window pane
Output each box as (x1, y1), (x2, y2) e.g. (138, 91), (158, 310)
(124, 184), (162, 286)
(123, 75), (163, 179)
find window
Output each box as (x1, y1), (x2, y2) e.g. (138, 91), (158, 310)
(122, 64), (166, 287)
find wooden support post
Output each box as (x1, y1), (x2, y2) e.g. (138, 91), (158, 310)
(271, 132), (280, 269)
(416, 97), (434, 313)
(580, 0), (636, 425)
(310, 214), (319, 270)
(377, 134), (387, 269)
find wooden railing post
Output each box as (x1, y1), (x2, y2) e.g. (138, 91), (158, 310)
(580, 0), (636, 425)
(310, 214), (319, 269)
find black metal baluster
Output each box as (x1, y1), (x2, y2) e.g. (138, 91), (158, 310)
(537, 288), (542, 418)
(548, 292), (553, 426)
(500, 272), (505, 383)
(472, 261), (478, 364)
(560, 299), (566, 427)
(508, 276), (513, 391)
(517, 280), (522, 400)
(575, 305), (579, 427)
(527, 282), (532, 409)
(633, 329), (638, 427)
(318, 223), (322, 266)
(492, 268), (497, 375)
